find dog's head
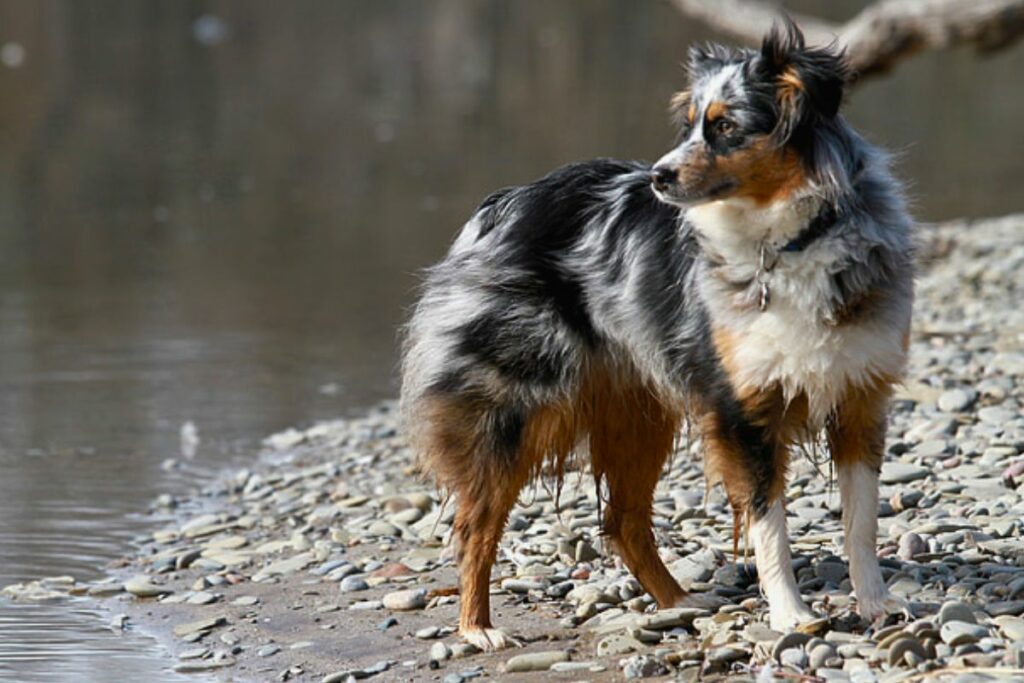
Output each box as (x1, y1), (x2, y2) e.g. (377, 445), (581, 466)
(651, 18), (849, 207)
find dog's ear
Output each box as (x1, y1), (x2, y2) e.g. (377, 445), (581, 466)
(668, 89), (694, 127)
(759, 15), (847, 142)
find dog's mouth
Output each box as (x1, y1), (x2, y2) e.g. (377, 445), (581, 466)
(652, 178), (738, 207)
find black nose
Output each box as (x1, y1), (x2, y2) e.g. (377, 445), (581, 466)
(651, 165), (677, 191)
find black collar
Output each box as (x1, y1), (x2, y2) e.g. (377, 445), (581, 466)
(778, 204), (840, 253)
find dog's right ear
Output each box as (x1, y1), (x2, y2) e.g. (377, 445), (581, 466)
(759, 15), (848, 143)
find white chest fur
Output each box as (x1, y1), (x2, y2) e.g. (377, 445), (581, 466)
(688, 198), (908, 427)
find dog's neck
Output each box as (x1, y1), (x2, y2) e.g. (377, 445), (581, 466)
(686, 194), (826, 267)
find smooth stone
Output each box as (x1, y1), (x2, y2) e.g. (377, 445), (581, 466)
(939, 620), (988, 646)
(780, 647), (809, 669)
(634, 607), (708, 630)
(880, 463), (929, 484)
(887, 637), (928, 666)
(430, 641), (452, 661)
(996, 616), (1024, 641)
(187, 591), (218, 605)
(596, 632), (642, 657)
(382, 588), (427, 610)
(809, 643), (838, 669)
(815, 561), (848, 584)
(501, 577), (548, 593)
(938, 601), (976, 625)
(415, 626), (440, 639)
(898, 532), (927, 560)
(124, 577), (168, 598)
(938, 389), (975, 413)
(340, 576), (369, 592)
(257, 644), (281, 657)
(773, 632), (812, 661)
(231, 595), (259, 606)
(173, 616), (227, 638)
(505, 650), (569, 672)
(986, 600), (1024, 616)
(173, 658), (236, 673)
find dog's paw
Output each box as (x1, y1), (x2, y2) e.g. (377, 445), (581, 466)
(858, 592), (910, 625)
(460, 627), (521, 652)
(769, 603), (822, 633)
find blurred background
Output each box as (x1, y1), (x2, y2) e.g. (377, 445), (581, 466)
(0, 1), (1021, 680)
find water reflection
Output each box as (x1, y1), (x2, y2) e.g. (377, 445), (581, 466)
(0, 1), (1021, 680)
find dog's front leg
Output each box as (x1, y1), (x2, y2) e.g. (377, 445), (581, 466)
(703, 414), (816, 632)
(830, 386), (907, 623)
(750, 497), (817, 630)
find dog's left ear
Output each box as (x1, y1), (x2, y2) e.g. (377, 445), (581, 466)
(758, 16), (848, 142)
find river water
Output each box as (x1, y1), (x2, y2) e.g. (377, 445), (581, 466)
(0, 1), (1021, 680)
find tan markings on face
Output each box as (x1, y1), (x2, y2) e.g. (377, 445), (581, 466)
(705, 100), (728, 122)
(676, 134), (807, 206)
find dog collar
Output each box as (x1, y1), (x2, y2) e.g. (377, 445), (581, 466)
(756, 203), (841, 311)
(779, 204), (840, 253)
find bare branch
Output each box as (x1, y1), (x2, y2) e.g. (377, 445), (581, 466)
(668, 0), (1024, 83)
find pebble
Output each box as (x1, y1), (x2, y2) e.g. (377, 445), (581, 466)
(938, 601), (977, 625)
(123, 577), (168, 598)
(430, 641), (452, 661)
(940, 621), (988, 646)
(339, 576), (369, 592)
(72, 220), (1024, 683)
(257, 644), (280, 657)
(780, 647), (809, 669)
(505, 650), (569, 672)
(381, 588), (426, 610)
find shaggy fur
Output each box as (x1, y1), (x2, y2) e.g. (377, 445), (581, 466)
(401, 18), (913, 645)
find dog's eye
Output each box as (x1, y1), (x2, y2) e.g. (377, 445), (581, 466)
(714, 119), (735, 136)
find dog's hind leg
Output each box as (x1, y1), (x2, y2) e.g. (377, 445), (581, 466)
(452, 474), (525, 651)
(830, 382), (907, 624)
(437, 400), (573, 650)
(590, 381), (686, 607)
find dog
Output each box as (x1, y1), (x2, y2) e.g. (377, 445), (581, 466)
(401, 18), (913, 650)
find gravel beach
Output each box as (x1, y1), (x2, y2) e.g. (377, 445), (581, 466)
(5, 214), (1024, 682)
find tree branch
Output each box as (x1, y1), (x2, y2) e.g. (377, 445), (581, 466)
(668, 0), (1024, 82)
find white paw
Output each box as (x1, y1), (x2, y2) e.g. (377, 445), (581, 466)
(460, 627), (521, 652)
(769, 602), (821, 633)
(858, 592), (909, 624)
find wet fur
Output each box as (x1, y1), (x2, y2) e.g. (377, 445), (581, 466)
(401, 19), (913, 641)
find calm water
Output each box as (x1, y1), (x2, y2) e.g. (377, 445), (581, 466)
(0, 1), (1021, 680)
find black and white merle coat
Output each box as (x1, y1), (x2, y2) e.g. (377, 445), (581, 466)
(402, 21), (913, 645)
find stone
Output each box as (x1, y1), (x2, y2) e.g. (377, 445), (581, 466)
(938, 388), (975, 413)
(173, 616), (227, 638)
(809, 643), (838, 669)
(124, 577), (168, 598)
(340, 576), (369, 592)
(898, 532), (927, 560)
(257, 644), (280, 657)
(634, 607), (708, 630)
(430, 641), (452, 661)
(880, 463), (929, 484)
(415, 626), (440, 639)
(596, 632), (642, 657)
(773, 632), (812, 661)
(939, 620), (988, 646)
(887, 637), (928, 666)
(938, 601), (976, 625)
(780, 647), (809, 669)
(505, 650), (569, 672)
(382, 588), (427, 610)
(815, 561), (847, 584)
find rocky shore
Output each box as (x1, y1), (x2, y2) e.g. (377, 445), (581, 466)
(4, 214), (1024, 682)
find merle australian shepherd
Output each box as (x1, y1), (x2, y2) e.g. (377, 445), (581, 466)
(401, 19), (913, 649)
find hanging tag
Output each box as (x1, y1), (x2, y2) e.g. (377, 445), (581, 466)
(759, 282), (770, 311)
